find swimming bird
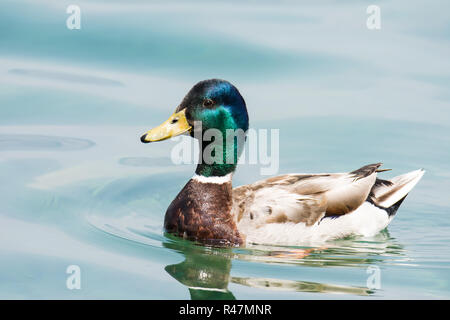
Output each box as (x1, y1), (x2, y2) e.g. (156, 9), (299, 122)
(140, 79), (424, 246)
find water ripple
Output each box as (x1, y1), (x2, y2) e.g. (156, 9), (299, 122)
(9, 68), (124, 87)
(118, 157), (173, 167)
(0, 134), (95, 151)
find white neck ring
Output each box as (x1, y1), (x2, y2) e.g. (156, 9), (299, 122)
(192, 173), (233, 184)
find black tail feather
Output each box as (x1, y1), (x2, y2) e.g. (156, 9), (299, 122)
(385, 195), (407, 217)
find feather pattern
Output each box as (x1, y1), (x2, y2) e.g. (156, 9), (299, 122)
(231, 164), (425, 245)
(233, 164), (380, 227)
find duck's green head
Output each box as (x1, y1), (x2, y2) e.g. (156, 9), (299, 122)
(141, 79), (248, 141)
(141, 79), (249, 177)
(180, 79), (249, 134)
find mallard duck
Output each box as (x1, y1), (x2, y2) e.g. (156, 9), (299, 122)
(140, 79), (424, 246)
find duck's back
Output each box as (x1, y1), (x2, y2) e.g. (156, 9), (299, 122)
(233, 164), (380, 226)
(232, 164), (424, 245)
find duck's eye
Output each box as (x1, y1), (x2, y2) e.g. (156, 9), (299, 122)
(203, 99), (214, 108)
(171, 118), (179, 124)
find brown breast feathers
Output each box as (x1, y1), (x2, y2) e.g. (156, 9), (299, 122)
(164, 179), (244, 246)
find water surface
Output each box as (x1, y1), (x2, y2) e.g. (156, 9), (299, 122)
(1, 0), (449, 299)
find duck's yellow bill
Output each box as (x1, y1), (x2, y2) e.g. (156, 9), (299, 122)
(140, 108), (191, 143)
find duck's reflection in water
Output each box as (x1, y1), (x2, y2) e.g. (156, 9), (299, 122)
(162, 234), (405, 299)
(164, 241), (236, 299)
(231, 277), (372, 296)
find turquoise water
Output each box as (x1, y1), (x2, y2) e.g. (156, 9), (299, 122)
(1, 0), (450, 299)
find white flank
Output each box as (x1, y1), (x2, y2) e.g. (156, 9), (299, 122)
(192, 173), (233, 184)
(239, 202), (391, 246)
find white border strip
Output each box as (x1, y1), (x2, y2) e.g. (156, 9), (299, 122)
(192, 173), (232, 184)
